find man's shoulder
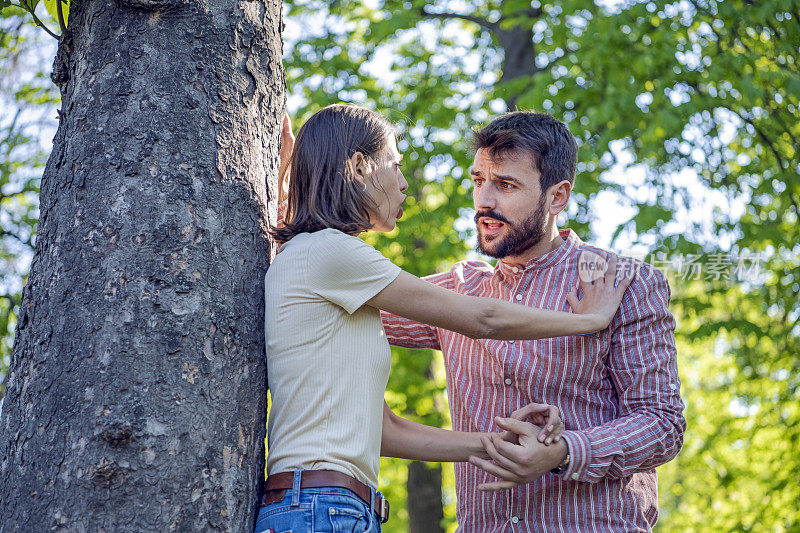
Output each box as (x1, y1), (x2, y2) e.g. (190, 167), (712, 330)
(572, 241), (674, 326)
(422, 259), (493, 286)
(450, 259), (495, 281)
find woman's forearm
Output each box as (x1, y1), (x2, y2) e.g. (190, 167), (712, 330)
(480, 299), (603, 340)
(380, 402), (487, 462)
(367, 270), (624, 343)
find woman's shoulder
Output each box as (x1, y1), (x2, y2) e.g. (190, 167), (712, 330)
(309, 228), (372, 250)
(279, 228), (372, 257)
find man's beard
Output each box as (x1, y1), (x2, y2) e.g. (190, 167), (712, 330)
(475, 198), (548, 259)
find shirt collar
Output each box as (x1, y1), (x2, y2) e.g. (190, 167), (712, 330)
(497, 228), (581, 275)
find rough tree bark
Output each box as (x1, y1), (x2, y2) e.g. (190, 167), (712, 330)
(0, 0), (283, 530)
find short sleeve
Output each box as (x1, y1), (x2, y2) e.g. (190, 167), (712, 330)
(306, 230), (402, 314)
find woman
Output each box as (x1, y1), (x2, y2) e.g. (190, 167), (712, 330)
(256, 104), (632, 532)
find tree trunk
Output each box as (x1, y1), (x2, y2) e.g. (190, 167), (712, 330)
(497, 25), (537, 110)
(407, 461), (445, 533)
(0, 1), (283, 530)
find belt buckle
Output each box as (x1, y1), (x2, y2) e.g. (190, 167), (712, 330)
(379, 497), (390, 523)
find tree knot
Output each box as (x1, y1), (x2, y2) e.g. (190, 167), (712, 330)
(100, 422), (134, 447)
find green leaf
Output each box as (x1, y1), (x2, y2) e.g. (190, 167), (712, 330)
(43, 0), (68, 26)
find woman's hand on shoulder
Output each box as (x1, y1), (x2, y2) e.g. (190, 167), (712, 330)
(566, 254), (635, 331)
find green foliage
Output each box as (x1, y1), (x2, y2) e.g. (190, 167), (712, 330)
(43, 0), (68, 24)
(0, 112), (39, 399)
(657, 264), (800, 531)
(580, 4), (799, 528)
(0, 0), (69, 39)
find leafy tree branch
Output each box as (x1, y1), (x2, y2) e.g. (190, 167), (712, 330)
(419, 7), (498, 32)
(9, 1), (59, 39)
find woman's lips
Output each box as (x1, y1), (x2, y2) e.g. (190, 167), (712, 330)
(396, 196), (407, 219)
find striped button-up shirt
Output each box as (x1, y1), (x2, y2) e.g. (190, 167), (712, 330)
(381, 229), (686, 532)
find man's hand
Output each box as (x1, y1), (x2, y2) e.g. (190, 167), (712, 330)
(469, 416), (568, 491)
(508, 402), (563, 445)
(278, 112), (295, 204)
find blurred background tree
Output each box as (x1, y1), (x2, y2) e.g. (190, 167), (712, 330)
(2, 0), (798, 531)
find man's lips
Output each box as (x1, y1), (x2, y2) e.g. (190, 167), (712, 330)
(478, 216), (505, 235)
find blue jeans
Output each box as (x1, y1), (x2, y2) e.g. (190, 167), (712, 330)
(254, 472), (383, 533)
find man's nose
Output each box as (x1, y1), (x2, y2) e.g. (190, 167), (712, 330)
(474, 183), (496, 210)
(399, 175), (408, 192)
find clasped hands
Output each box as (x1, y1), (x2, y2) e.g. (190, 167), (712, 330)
(469, 402), (569, 491)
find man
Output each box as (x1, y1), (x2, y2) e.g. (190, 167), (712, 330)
(380, 111), (686, 531)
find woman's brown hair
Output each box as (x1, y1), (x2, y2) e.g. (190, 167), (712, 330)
(270, 104), (395, 244)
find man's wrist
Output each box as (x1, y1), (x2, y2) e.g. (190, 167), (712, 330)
(550, 439), (570, 474)
(558, 430), (591, 481)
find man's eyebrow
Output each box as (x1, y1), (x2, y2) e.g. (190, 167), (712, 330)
(494, 174), (522, 184)
(469, 169), (522, 184)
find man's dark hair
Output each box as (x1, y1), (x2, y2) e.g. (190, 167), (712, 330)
(472, 111), (578, 192)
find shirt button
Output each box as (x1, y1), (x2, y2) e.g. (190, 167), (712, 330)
(510, 515), (520, 524)
(515, 294), (523, 301)
(504, 378), (512, 386)
(670, 383), (677, 390)
(511, 267), (519, 273)
(571, 472), (579, 480)
(508, 340), (515, 344)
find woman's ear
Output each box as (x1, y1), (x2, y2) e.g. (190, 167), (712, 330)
(349, 151), (369, 188)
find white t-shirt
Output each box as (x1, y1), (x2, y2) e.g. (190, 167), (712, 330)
(264, 228), (402, 487)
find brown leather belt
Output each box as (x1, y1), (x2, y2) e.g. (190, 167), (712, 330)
(261, 470), (390, 524)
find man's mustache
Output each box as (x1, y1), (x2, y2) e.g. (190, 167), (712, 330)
(474, 210), (512, 225)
